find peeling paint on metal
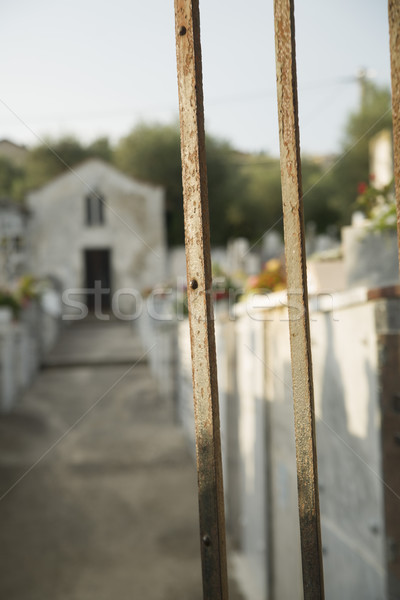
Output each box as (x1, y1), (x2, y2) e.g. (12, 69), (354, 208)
(274, 0), (325, 598)
(388, 0), (400, 271)
(174, 1), (228, 599)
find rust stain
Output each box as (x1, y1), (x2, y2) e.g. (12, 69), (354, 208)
(274, 0), (324, 598)
(389, 0), (400, 272)
(174, 1), (228, 599)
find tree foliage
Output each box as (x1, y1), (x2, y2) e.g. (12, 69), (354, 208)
(24, 136), (113, 191)
(114, 123), (183, 244)
(25, 137), (87, 190)
(2, 79), (393, 247)
(235, 155), (283, 241)
(328, 79), (392, 224)
(301, 158), (341, 233)
(0, 156), (25, 200)
(86, 137), (113, 162)
(114, 123), (251, 246)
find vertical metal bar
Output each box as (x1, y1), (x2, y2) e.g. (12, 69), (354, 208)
(388, 0), (400, 267)
(174, 2), (229, 599)
(372, 293), (400, 597)
(273, 1), (325, 598)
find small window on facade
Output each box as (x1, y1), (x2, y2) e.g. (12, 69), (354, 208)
(85, 190), (104, 226)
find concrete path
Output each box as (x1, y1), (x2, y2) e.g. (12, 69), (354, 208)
(0, 320), (242, 600)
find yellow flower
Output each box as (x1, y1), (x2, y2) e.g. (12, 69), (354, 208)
(264, 258), (281, 273)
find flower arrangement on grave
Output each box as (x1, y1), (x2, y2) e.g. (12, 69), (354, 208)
(0, 288), (21, 317)
(0, 275), (41, 319)
(15, 275), (40, 308)
(245, 258), (286, 294)
(356, 175), (396, 231)
(211, 263), (242, 302)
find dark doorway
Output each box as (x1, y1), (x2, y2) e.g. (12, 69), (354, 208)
(84, 248), (111, 312)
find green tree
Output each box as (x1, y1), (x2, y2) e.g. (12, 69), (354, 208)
(24, 135), (113, 192)
(329, 78), (392, 224)
(25, 136), (88, 190)
(301, 158), (341, 233)
(87, 137), (113, 162)
(114, 122), (250, 246)
(114, 123), (183, 245)
(0, 156), (25, 200)
(235, 155), (283, 242)
(204, 139), (249, 244)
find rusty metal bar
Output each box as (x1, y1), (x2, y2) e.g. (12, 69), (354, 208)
(273, 1), (325, 597)
(388, 0), (400, 268)
(174, 1), (229, 599)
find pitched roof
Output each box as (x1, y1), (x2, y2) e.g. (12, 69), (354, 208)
(28, 158), (163, 198)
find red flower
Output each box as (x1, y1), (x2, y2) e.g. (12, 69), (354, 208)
(357, 182), (367, 195)
(214, 290), (229, 301)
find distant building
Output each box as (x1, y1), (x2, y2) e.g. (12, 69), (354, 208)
(0, 139), (28, 167)
(0, 198), (29, 285)
(369, 129), (393, 189)
(27, 159), (167, 317)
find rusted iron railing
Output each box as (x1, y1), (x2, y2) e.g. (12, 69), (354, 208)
(388, 0), (400, 267)
(274, 1), (325, 598)
(175, 0), (325, 598)
(174, 1), (229, 599)
(387, 2), (400, 595)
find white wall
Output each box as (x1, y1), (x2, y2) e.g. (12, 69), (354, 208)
(139, 289), (389, 599)
(0, 301), (61, 412)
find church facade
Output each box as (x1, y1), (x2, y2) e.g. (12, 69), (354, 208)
(27, 159), (167, 317)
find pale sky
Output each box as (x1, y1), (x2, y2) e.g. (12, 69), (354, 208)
(0, 0), (391, 156)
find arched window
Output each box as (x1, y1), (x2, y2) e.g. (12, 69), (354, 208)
(85, 190), (104, 226)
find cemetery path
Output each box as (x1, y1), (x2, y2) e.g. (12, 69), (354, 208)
(0, 319), (242, 600)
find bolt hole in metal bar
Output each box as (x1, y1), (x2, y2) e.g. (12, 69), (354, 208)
(274, 0), (325, 598)
(174, 1), (228, 599)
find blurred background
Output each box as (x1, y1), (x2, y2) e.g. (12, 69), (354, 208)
(0, 2), (398, 600)
(0, 0), (392, 249)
